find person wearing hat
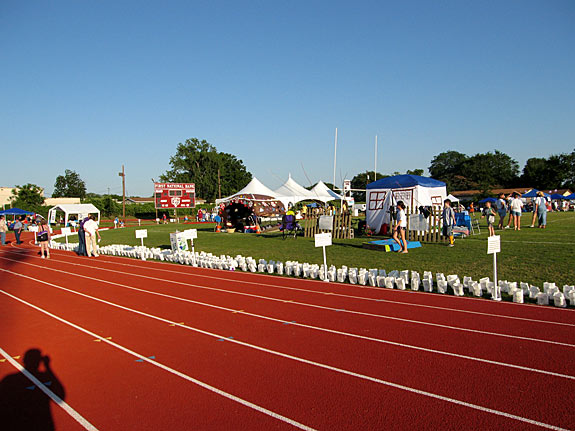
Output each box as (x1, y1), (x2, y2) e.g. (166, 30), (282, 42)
(534, 191), (548, 228)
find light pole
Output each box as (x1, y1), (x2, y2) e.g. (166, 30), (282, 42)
(118, 165), (126, 222)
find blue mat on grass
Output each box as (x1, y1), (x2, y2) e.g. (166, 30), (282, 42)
(367, 239), (422, 252)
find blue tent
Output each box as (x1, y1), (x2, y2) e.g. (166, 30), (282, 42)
(366, 174), (445, 189)
(0, 208), (34, 216)
(550, 193), (567, 200)
(522, 189), (539, 198)
(566, 193), (575, 200)
(478, 197), (497, 204)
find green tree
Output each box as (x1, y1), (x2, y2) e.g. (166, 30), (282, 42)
(160, 138), (252, 202)
(463, 151), (519, 188)
(428, 151), (469, 190)
(53, 169), (87, 198)
(522, 157), (553, 189)
(350, 171), (388, 202)
(11, 184), (45, 209)
(406, 169), (424, 176)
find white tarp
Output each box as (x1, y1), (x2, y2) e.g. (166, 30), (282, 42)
(47, 203), (101, 226)
(365, 175), (446, 234)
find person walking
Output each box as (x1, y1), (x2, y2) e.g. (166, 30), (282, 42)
(37, 219), (51, 258)
(13, 217), (24, 245)
(83, 215), (101, 257)
(496, 194), (507, 230)
(535, 191), (548, 229)
(504, 194), (515, 229)
(0, 215), (7, 246)
(510, 192), (523, 230)
(391, 201), (408, 253)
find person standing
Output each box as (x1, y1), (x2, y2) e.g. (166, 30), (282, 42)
(536, 191), (548, 229)
(0, 215), (7, 246)
(13, 217), (23, 245)
(496, 194), (507, 230)
(481, 201), (496, 236)
(37, 219), (51, 258)
(77, 216), (89, 256)
(83, 215), (101, 257)
(509, 193), (523, 230)
(114, 216), (119, 229)
(505, 194), (515, 229)
(442, 199), (456, 247)
(391, 201), (408, 253)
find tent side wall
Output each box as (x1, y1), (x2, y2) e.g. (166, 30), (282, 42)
(366, 185), (446, 234)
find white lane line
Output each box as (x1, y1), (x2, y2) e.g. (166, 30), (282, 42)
(0, 277), (569, 431)
(0, 346), (99, 431)
(17, 248), (574, 327)
(0, 289), (316, 431)
(0, 258), (572, 380)
(2, 254), (572, 349)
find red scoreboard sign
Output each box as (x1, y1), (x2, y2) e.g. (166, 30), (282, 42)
(154, 183), (196, 209)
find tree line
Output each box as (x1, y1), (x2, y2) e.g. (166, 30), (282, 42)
(8, 140), (573, 214)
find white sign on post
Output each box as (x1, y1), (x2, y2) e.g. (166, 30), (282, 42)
(135, 229), (148, 260)
(487, 235), (501, 300)
(315, 232), (332, 282)
(61, 227), (72, 245)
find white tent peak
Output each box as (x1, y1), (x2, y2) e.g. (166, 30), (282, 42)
(215, 177), (278, 204)
(310, 181), (342, 202)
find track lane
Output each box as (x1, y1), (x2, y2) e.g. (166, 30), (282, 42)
(2, 266), (572, 431)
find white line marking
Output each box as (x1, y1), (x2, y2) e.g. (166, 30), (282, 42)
(0, 258), (572, 380)
(0, 346), (99, 431)
(2, 254), (572, 348)
(14, 248), (573, 326)
(0, 280), (569, 431)
(0, 290), (316, 431)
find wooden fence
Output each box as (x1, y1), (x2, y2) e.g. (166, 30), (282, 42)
(303, 209), (353, 239)
(390, 207), (448, 244)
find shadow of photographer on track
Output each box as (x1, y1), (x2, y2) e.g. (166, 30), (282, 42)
(0, 348), (66, 431)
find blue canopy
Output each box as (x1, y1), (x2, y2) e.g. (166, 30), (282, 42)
(550, 193), (567, 200)
(478, 197), (497, 204)
(566, 193), (575, 200)
(366, 174), (445, 189)
(522, 189), (539, 198)
(0, 208), (35, 216)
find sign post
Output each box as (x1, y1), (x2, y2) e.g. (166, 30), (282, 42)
(28, 225), (39, 244)
(487, 235), (501, 301)
(315, 232), (332, 282)
(61, 227), (71, 245)
(135, 229), (148, 260)
(184, 229), (198, 264)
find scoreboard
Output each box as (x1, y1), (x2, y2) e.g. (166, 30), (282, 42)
(154, 183), (195, 209)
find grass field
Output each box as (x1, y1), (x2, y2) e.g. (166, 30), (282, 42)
(73, 212), (575, 288)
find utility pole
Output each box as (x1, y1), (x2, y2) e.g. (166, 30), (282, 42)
(119, 165), (126, 221)
(218, 168), (221, 200)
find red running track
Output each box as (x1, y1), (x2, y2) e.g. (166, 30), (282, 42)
(0, 237), (574, 430)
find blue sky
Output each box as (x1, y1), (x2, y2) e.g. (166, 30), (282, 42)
(1, 1), (574, 197)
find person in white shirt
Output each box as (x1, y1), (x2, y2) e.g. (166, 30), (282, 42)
(510, 193), (524, 230)
(504, 195), (515, 229)
(535, 191), (548, 228)
(391, 201), (408, 253)
(83, 215), (101, 257)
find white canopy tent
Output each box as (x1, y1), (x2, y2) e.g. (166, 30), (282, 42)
(310, 180), (343, 203)
(273, 175), (317, 207)
(47, 203), (101, 226)
(446, 194), (460, 203)
(216, 177), (278, 204)
(366, 175), (447, 235)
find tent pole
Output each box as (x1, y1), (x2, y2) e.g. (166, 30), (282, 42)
(374, 135), (378, 181)
(333, 128), (337, 188)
